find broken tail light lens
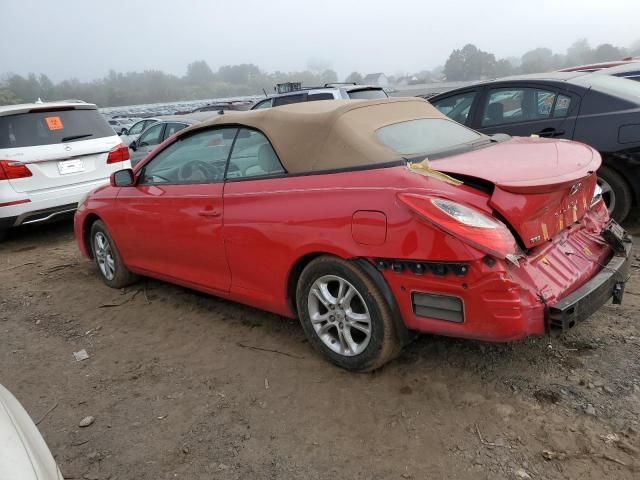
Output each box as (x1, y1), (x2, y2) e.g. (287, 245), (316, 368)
(398, 193), (519, 262)
(107, 143), (130, 164)
(0, 160), (33, 180)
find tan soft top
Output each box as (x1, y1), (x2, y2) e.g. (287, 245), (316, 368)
(180, 97), (444, 173)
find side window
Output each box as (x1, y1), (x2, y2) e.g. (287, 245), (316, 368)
(128, 121), (146, 135)
(139, 128), (238, 185)
(432, 91), (476, 124)
(553, 94), (572, 118)
(253, 98), (273, 109)
(308, 93), (335, 101)
(273, 94), (307, 107)
(137, 123), (163, 147)
(164, 122), (187, 139)
(227, 128), (284, 179)
(482, 88), (557, 127)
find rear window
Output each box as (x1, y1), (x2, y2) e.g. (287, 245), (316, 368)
(0, 108), (115, 148)
(573, 75), (640, 103)
(348, 88), (388, 100)
(376, 118), (483, 156)
(273, 94), (307, 107)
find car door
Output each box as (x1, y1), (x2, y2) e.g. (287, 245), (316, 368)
(222, 128), (288, 303)
(472, 83), (578, 139)
(115, 127), (238, 292)
(130, 122), (165, 166)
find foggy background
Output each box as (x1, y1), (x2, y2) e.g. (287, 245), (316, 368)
(1, 0), (639, 106)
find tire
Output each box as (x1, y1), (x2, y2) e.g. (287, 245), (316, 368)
(598, 165), (632, 223)
(90, 220), (138, 288)
(296, 256), (401, 371)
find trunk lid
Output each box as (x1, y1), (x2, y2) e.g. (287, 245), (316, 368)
(432, 137), (600, 248)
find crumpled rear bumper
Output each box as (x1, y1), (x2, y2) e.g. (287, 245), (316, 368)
(381, 211), (631, 342)
(547, 230), (632, 331)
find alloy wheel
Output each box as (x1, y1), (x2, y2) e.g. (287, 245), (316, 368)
(94, 232), (116, 281)
(307, 275), (372, 356)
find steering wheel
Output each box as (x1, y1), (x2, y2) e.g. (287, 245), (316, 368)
(178, 160), (218, 182)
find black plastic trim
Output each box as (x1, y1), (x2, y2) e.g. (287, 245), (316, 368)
(0, 215), (18, 232)
(354, 258), (412, 346)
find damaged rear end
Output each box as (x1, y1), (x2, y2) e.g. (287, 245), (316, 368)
(391, 136), (632, 340)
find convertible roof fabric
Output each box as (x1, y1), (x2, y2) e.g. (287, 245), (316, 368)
(181, 97), (444, 173)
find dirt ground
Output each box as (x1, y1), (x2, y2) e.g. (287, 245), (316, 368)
(1, 217), (639, 480)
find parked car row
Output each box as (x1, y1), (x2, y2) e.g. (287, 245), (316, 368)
(127, 113), (216, 165)
(0, 77), (634, 372)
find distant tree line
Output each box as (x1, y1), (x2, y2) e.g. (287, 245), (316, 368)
(440, 39), (640, 82)
(1, 38), (639, 107)
(0, 61), (338, 107)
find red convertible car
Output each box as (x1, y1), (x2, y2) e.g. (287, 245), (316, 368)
(74, 98), (631, 371)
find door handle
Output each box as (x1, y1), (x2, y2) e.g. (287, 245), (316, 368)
(536, 128), (565, 138)
(198, 208), (221, 218)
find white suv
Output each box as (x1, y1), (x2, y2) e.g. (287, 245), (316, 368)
(0, 101), (131, 240)
(251, 83), (388, 109)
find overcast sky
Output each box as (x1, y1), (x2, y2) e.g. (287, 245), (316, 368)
(1, 0), (639, 81)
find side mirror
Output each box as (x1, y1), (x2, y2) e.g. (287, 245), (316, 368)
(120, 128), (128, 135)
(129, 140), (137, 151)
(110, 168), (135, 187)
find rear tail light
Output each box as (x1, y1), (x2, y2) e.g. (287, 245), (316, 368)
(398, 193), (519, 263)
(0, 160), (33, 180)
(107, 143), (130, 164)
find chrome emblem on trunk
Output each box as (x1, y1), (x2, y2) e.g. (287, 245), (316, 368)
(64, 144), (72, 151)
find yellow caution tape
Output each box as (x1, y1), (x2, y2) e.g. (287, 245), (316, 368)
(407, 160), (463, 186)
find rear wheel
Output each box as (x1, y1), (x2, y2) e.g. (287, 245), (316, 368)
(598, 165), (632, 223)
(90, 220), (138, 288)
(296, 256), (401, 371)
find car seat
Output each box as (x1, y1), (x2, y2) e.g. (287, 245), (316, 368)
(486, 102), (504, 125)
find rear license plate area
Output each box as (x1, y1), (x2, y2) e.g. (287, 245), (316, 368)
(57, 159), (85, 175)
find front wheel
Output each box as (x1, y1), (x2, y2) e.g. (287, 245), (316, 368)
(296, 256), (401, 371)
(90, 220), (138, 288)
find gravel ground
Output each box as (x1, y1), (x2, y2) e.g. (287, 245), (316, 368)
(1, 217), (639, 480)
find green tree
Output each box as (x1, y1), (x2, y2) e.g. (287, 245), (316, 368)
(566, 39), (592, 67)
(218, 64), (261, 85)
(0, 88), (21, 106)
(185, 61), (215, 85)
(443, 44), (497, 81)
(319, 69), (338, 84)
(494, 59), (514, 78)
(345, 72), (363, 83)
(520, 47), (554, 74)
(589, 44), (627, 63)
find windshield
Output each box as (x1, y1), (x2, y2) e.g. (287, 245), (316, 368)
(348, 89), (388, 100)
(0, 108), (115, 148)
(376, 118), (484, 156)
